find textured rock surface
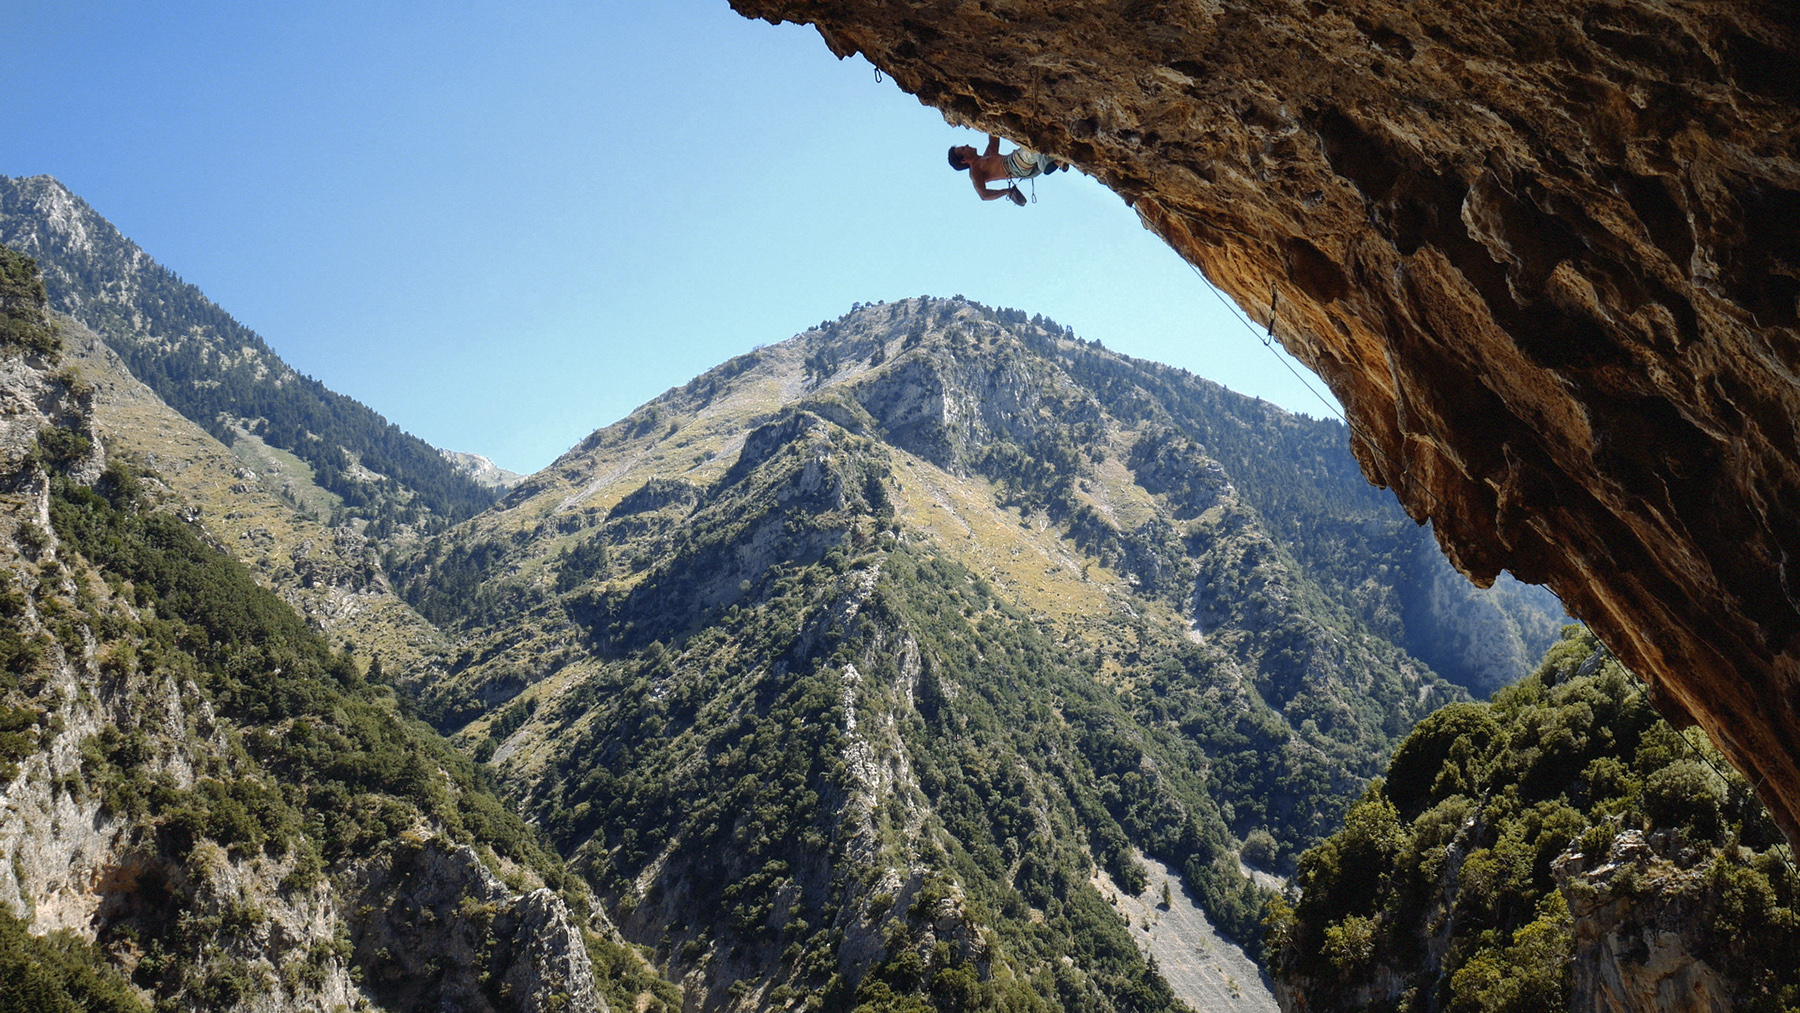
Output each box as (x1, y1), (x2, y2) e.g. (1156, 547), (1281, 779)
(1554, 830), (1736, 1013)
(729, 0), (1800, 844)
(347, 833), (607, 1013)
(442, 450), (525, 492)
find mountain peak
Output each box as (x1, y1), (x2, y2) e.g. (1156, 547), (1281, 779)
(0, 175), (502, 540)
(440, 448), (524, 490)
(379, 291), (1568, 1010)
(0, 174), (103, 259)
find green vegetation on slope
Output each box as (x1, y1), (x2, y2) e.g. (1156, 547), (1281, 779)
(0, 247), (668, 1013)
(873, 549), (1271, 961)
(0, 247), (58, 356)
(1014, 318), (1562, 696)
(117, 344), (495, 530)
(0, 180), (498, 535)
(0, 908), (146, 1013)
(859, 300), (1482, 861)
(1271, 626), (1800, 1012)
(40, 465), (588, 1011)
(536, 537), (1255, 1013)
(416, 396), (1279, 1012)
(51, 466), (563, 879)
(388, 295), (1567, 1011)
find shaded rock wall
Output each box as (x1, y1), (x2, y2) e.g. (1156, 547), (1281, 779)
(1554, 830), (1736, 1013)
(728, 0), (1800, 844)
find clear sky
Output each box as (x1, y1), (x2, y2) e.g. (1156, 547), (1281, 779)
(6, 0), (1340, 475)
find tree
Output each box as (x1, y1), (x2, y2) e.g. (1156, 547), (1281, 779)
(0, 247), (58, 356)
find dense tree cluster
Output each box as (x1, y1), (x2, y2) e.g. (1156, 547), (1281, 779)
(54, 472), (559, 866)
(1272, 627), (1800, 1012)
(0, 247), (58, 356)
(0, 908), (144, 1013)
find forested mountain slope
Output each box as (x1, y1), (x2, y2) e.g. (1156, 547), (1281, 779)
(0, 174), (497, 540)
(396, 296), (1563, 1012)
(0, 246), (668, 1012)
(1, 172), (1582, 1013)
(1272, 626), (1800, 1012)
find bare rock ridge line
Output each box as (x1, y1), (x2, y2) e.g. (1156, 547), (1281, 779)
(727, 0), (1800, 846)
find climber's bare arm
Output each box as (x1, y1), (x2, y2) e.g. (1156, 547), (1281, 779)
(973, 175), (1013, 200)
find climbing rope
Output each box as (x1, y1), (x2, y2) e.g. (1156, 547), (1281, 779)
(1195, 263), (1341, 423)
(1176, 255), (1457, 516)
(1672, 722), (1799, 874)
(1568, 639), (1800, 877)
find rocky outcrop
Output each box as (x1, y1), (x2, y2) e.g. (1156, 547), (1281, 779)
(347, 832), (606, 1013)
(0, 346), (103, 498)
(727, 0), (1800, 846)
(442, 450), (524, 492)
(1554, 829), (1756, 1013)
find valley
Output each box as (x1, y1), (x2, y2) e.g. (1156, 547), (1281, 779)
(6, 170), (1785, 1013)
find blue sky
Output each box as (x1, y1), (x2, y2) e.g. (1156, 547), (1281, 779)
(7, 1), (1339, 475)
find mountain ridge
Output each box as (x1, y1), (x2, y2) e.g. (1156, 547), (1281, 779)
(0, 174), (500, 541)
(395, 294), (1565, 1011)
(2, 178), (1573, 1013)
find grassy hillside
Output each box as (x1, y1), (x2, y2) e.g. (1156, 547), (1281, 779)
(60, 315), (450, 684)
(0, 175), (497, 540)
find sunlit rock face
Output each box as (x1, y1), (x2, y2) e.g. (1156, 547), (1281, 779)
(729, 0), (1800, 844)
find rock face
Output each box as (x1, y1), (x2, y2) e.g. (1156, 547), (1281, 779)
(347, 834), (605, 1013)
(1554, 830), (1736, 1013)
(442, 449), (525, 492)
(727, 0), (1800, 846)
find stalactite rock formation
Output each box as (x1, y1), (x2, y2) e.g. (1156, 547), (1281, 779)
(728, 0), (1800, 845)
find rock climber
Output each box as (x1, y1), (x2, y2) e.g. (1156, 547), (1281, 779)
(947, 134), (1066, 205)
